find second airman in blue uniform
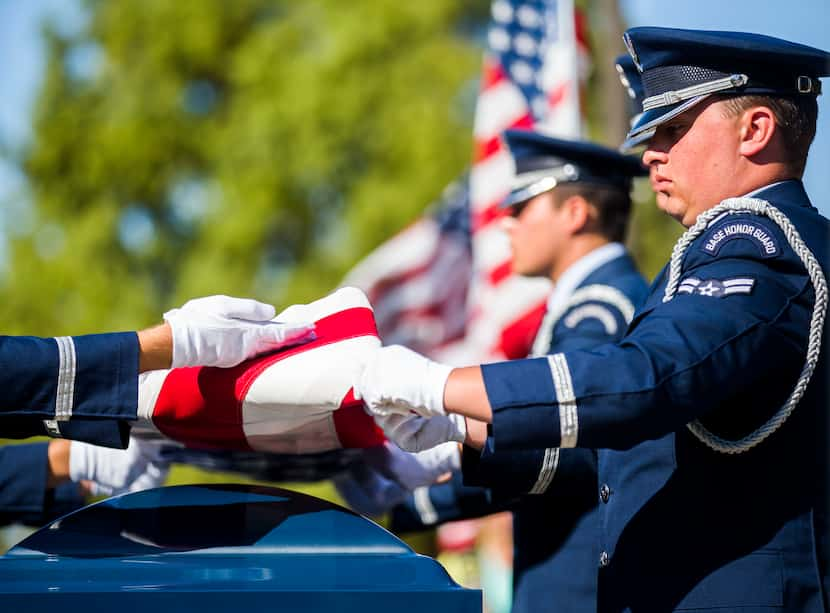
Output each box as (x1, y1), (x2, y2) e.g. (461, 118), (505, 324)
(388, 132), (648, 613)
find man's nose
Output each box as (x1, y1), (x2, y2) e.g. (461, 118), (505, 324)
(642, 147), (667, 167)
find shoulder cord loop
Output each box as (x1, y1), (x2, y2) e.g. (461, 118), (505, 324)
(663, 197), (828, 454)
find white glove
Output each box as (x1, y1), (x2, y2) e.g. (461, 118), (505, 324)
(163, 295), (315, 368)
(375, 412), (466, 453)
(69, 437), (170, 497)
(333, 467), (408, 518)
(334, 442), (461, 517)
(365, 441), (461, 490)
(355, 344), (452, 418)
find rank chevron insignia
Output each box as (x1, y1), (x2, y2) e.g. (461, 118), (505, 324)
(677, 277), (755, 298)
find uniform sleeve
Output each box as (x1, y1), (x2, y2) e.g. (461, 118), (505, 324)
(484, 221), (813, 452)
(464, 436), (598, 497)
(0, 332), (139, 444)
(0, 443), (86, 527)
(389, 471), (502, 533)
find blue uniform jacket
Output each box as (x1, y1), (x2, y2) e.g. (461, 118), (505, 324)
(0, 332), (139, 448)
(482, 181), (829, 611)
(0, 443), (86, 527)
(392, 250), (648, 613)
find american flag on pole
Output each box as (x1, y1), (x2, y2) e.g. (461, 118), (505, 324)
(344, 0), (589, 365)
(454, 0), (589, 363)
(341, 177), (472, 358)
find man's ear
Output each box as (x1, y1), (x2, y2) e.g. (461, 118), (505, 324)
(562, 194), (591, 233)
(738, 106), (777, 158)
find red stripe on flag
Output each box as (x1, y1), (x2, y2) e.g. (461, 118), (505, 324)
(473, 112), (534, 163)
(488, 259), (513, 285)
(152, 366), (251, 451)
(494, 301), (547, 360)
(575, 8), (590, 51)
(481, 55), (507, 90)
(474, 136), (503, 163)
(152, 307), (380, 450)
(547, 83), (568, 108)
(365, 249), (436, 306)
(333, 388), (386, 449)
(472, 202), (508, 232)
(510, 113), (534, 130)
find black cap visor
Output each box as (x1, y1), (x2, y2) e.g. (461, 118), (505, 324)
(626, 94), (712, 141)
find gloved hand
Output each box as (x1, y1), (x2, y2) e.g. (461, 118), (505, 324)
(69, 437), (170, 497)
(163, 295), (315, 368)
(334, 442), (461, 517)
(374, 412), (466, 453)
(333, 465), (408, 518)
(364, 441), (461, 489)
(355, 344), (452, 418)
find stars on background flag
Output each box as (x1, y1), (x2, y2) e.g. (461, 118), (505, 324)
(458, 0), (588, 363)
(343, 0), (590, 365)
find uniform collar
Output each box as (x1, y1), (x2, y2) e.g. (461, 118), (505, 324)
(546, 242), (627, 313)
(743, 180), (791, 198)
(742, 179), (814, 213)
(706, 180), (811, 227)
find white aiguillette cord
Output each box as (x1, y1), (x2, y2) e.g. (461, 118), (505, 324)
(663, 197), (828, 454)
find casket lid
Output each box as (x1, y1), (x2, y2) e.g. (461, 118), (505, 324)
(0, 484), (480, 612)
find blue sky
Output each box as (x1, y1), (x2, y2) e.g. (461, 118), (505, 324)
(0, 0), (828, 238)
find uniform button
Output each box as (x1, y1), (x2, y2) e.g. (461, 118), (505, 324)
(599, 551), (610, 568)
(600, 483), (611, 503)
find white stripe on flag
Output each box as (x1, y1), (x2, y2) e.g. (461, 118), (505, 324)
(473, 78), (530, 140)
(343, 221), (440, 288)
(469, 150), (514, 210)
(472, 225), (512, 271)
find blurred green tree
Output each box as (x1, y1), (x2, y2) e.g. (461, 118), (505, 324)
(1, 0), (485, 334)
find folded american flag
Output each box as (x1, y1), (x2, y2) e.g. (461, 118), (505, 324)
(135, 287), (385, 453)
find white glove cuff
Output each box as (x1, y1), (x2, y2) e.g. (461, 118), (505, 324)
(415, 441), (461, 477)
(448, 413), (467, 445)
(162, 310), (195, 368)
(68, 440), (91, 484)
(425, 361), (453, 417)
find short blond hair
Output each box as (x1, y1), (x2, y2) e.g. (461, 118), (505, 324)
(719, 94), (818, 177)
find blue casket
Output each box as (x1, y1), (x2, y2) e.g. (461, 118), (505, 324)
(0, 484), (481, 612)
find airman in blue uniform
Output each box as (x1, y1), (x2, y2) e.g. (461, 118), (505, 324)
(358, 28), (830, 611)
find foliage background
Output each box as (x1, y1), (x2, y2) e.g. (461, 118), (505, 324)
(0, 0), (489, 333)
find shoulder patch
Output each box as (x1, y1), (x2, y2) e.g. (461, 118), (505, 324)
(678, 276), (755, 298)
(700, 217), (779, 258)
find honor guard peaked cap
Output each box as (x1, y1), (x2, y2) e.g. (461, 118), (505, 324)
(623, 26), (830, 141)
(501, 130), (647, 209)
(615, 54), (652, 152)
